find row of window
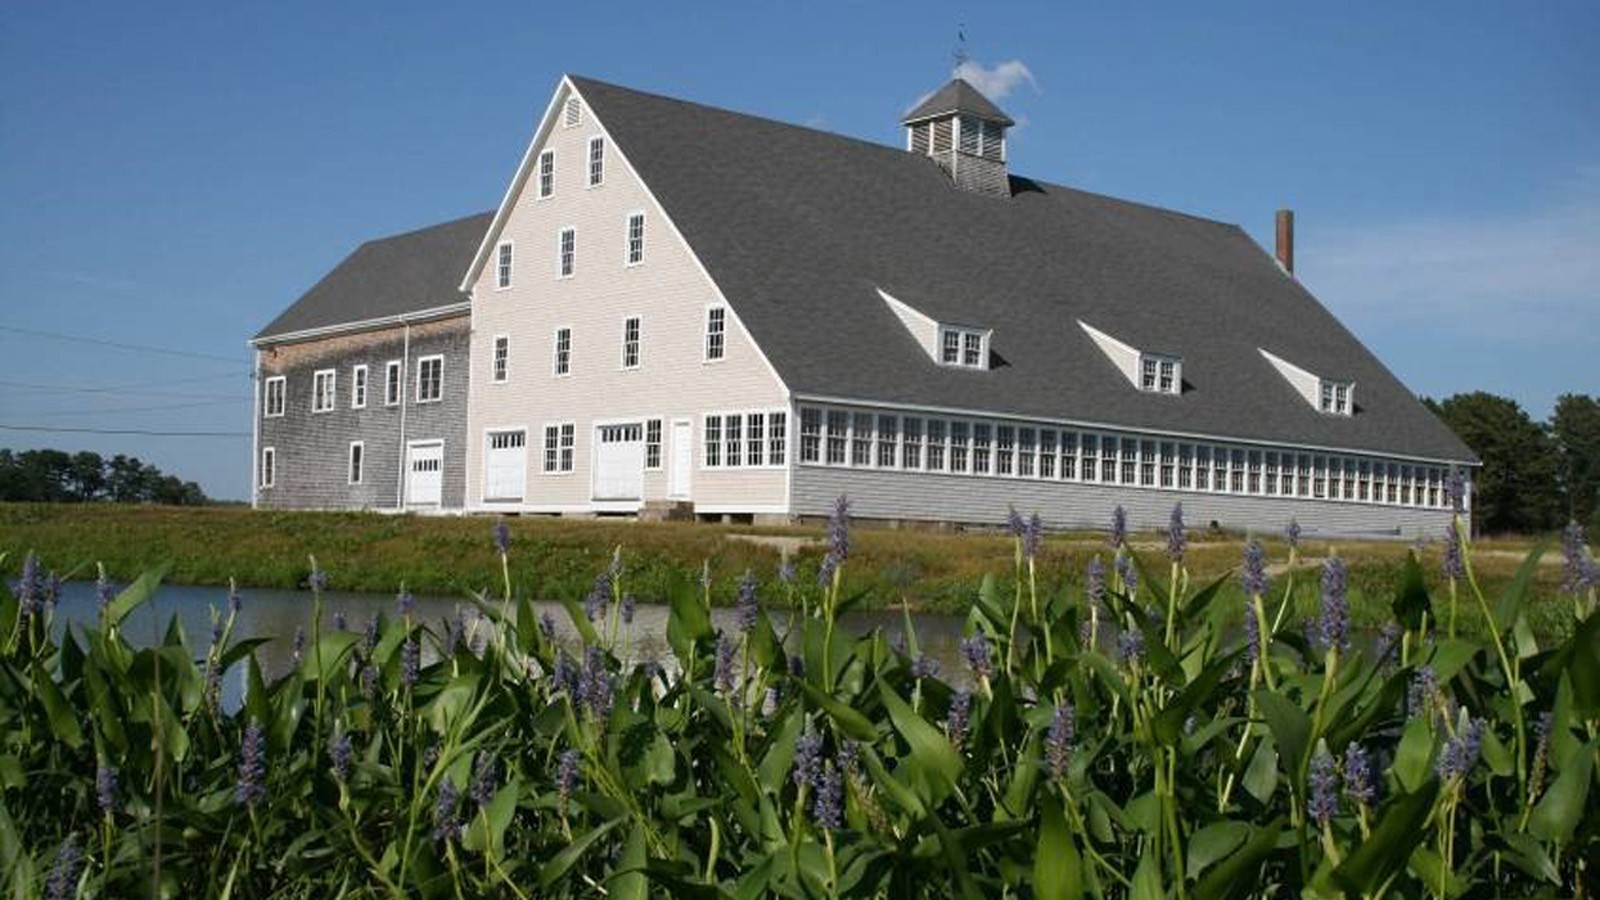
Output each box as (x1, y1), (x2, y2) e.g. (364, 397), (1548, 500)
(535, 133), (604, 201)
(258, 441), (364, 489)
(488, 307), (727, 383)
(263, 357), (443, 418)
(703, 411), (788, 468)
(535, 420), (664, 475)
(795, 405), (1459, 508)
(494, 212), (645, 289)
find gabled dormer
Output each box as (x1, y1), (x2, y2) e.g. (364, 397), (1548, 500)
(902, 78), (1013, 198)
(879, 287), (991, 370)
(1079, 321), (1182, 395)
(1259, 349), (1355, 416)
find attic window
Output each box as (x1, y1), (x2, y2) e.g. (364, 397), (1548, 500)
(563, 98), (582, 128)
(1320, 381), (1354, 416)
(1139, 354), (1181, 395)
(939, 326), (988, 369)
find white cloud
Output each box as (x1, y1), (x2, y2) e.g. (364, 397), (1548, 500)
(1299, 167), (1600, 348)
(905, 58), (1038, 115)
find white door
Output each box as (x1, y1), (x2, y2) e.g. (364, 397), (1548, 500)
(593, 424), (644, 500)
(670, 420), (692, 499)
(406, 441), (443, 507)
(483, 430), (527, 502)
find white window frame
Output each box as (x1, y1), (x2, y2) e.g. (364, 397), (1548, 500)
(538, 150), (555, 199)
(542, 422), (576, 474)
(938, 326), (989, 370)
(348, 441), (364, 485)
(553, 326), (572, 377)
(644, 418), (663, 470)
(1139, 353), (1182, 395)
(621, 315), (641, 370)
(496, 241), (514, 290)
(625, 211), (646, 266)
(351, 364), (368, 409)
(259, 446), (276, 489)
(312, 368), (336, 413)
(384, 360), (402, 407)
(415, 354), (443, 404)
(587, 135), (605, 187)
(704, 305), (727, 362)
(263, 376), (286, 418)
(492, 335), (509, 383)
(700, 409), (788, 469)
(557, 226), (576, 279)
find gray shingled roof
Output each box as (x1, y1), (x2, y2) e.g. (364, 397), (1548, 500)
(254, 212), (492, 342)
(902, 78), (1016, 126)
(569, 76), (1474, 463)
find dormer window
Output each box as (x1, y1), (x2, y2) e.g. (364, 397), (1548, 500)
(1139, 354), (1181, 395)
(1260, 349), (1356, 417)
(1320, 380), (1353, 416)
(939, 326), (988, 369)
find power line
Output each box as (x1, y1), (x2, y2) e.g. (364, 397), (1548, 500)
(0, 372), (249, 394)
(0, 379), (240, 401)
(0, 424), (248, 438)
(0, 323), (245, 364)
(5, 398), (240, 418)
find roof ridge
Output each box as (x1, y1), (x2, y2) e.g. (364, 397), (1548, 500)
(357, 210), (495, 248)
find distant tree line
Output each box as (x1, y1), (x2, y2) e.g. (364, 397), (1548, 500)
(0, 448), (210, 505)
(1425, 392), (1599, 535)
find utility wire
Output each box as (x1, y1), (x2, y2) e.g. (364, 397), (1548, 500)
(0, 372), (249, 394)
(3, 398), (240, 418)
(0, 379), (240, 401)
(0, 323), (245, 364)
(0, 424), (248, 438)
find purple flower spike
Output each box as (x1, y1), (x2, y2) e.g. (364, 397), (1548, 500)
(1343, 743), (1375, 805)
(1007, 507), (1026, 539)
(1437, 718), (1485, 781)
(96, 573), (118, 610)
(557, 749), (581, 812)
(947, 690), (973, 747)
(539, 611), (558, 642)
(813, 760), (843, 830)
(1442, 524), (1465, 581)
(793, 728), (824, 790)
(1045, 704), (1076, 780)
(400, 638), (420, 689)
(1319, 557), (1349, 654)
(735, 571), (759, 634)
(432, 780), (461, 842)
(14, 553), (40, 619)
(236, 720), (267, 808)
(44, 836), (81, 900)
(1024, 513), (1044, 561)
(1407, 666), (1438, 718)
(291, 626), (306, 664)
(1445, 471), (1466, 513)
(1242, 540), (1271, 598)
(471, 752), (499, 809)
(1308, 743), (1340, 825)
(960, 633), (993, 681)
(1109, 506), (1128, 549)
(96, 764), (119, 816)
(579, 646), (614, 720)
(1086, 557), (1107, 610)
(493, 521), (511, 557)
(396, 590), (416, 618)
(1118, 628), (1145, 666)
(308, 567), (328, 593)
(910, 654), (940, 680)
(1563, 522), (1591, 594)
(1242, 601), (1261, 668)
(1115, 554), (1139, 596)
(1286, 519), (1302, 551)
(331, 733), (354, 783)
(1166, 504), (1186, 563)
(714, 631), (737, 693)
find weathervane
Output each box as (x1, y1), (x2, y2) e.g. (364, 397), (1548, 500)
(952, 24), (969, 72)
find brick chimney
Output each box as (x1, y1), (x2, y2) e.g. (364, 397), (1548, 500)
(1275, 209), (1295, 275)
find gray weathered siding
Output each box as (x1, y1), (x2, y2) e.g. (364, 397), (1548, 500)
(792, 465), (1453, 540)
(255, 316), (469, 511)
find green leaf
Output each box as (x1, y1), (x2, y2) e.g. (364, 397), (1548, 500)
(796, 680), (876, 742)
(461, 776), (520, 858)
(1242, 735), (1279, 804)
(1155, 651), (1237, 745)
(1035, 796), (1083, 900)
(540, 817), (623, 889)
(1392, 716), (1435, 793)
(878, 682), (962, 802)
(1254, 689), (1309, 775)
(757, 709), (803, 794)
(299, 630), (358, 681)
(1390, 553), (1430, 630)
(1130, 846), (1163, 900)
(104, 564), (169, 629)
(1192, 819), (1282, 900)
(1187, 820), (1249, 879)
(1492, 541), (1545, 632)
(608, 817), (649, 900)
(1329, 780), (1440, 894)
(1528, 737), (1598, 843)
(33, 670), (84, 750)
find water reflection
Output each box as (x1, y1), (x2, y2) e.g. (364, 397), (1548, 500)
(52, 582), (970, 711)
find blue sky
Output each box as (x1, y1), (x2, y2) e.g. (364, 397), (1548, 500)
(1, 2), (1595, 500)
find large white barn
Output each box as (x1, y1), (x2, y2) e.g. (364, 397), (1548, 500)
(252, 74), (1475, 537)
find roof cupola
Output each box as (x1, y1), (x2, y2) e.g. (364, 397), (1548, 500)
(902, 78), (1013, 198)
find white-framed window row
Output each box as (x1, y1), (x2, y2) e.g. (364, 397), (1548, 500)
(625, 211), (646, 266)
(704, 305), (727, 362)
(701, 409), (788, 470)
(587, 135), (605, 187)
(1319, 380), (1355, 416)
(492, 335), (509, 383)
(553, 326), (572, 376)
(263, 376), (286, 418)
(938, 325), (989, 369)
(496, 241), (514, 289)
(621, 315), (641, 370)
(415, 354), (444, 404)
(557, 226), (576, 279)
(348, 441), (364, 485)
(792, 404), (1457, 509)
(1139, 354), (1182, 395)
(351, 364), (368, 409)
(384, 360), (402, 407)
(542, 422), (576, 474)
(312, 369), (336, 413)
(538, 150), (555, 199)
(259, 446), (276, 489)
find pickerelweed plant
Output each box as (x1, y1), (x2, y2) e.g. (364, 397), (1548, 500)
(1, 497), (1597, 898)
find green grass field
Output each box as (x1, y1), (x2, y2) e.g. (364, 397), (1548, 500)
(0, 502), (1568, 634)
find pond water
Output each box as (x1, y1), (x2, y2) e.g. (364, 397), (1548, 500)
(51, 581), (971, 710)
